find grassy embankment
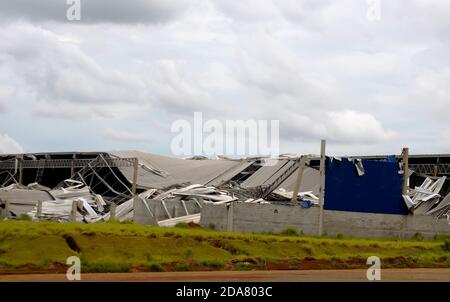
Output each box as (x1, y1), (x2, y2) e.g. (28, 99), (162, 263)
(0, 220), (449, 273)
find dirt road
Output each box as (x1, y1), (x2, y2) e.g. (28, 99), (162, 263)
(1, 269), (449, 282)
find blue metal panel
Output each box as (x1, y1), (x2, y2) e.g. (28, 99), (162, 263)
(324, 157), (408, 215)
(386, 155), (397, 163)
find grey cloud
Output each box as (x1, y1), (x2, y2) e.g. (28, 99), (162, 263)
(275, 0), (335, 25)
(102, 127), (151, 143)
(212, 0), (281, 23)
(0, 24), (150, 117)
(435, 128), (450, 150)
(408, 1), (450, 41)
(410, 68), (450, 120)
(32, 102), (92, 119)
(0, 85), (14, 112)
(228, 30), (398, 145)
(1, 1), (450, 154)
(213, 0), (353, 31)
(235, 33), (336, 108)
(0, 0), (197, 24)
(0, 24), (229, 121)
(145, 60), (232, 117)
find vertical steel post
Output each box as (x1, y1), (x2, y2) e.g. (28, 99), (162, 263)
(18, 157), (24, 186)
(227, 201), (234, 232)
(71, 153), (76, 178)
(318, 139), (326, 236)
(132, 158), (139, 222)
(37, 200), (43, 220)
(110, 202), (116, 221)
(1, 199), (10, 219)
(132, 158), (138, 195)
(402, 147), (409, 195)
(70, 200), (77, 222)
(291, 156), (307, 204)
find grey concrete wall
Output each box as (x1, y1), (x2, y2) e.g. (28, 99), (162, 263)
(134, 198), (202, 224)
(404, 214), (450, 239)
(133, 197), (158, 225)
(199, 202), (228, 230)
(323, 210), (450, 239)
(200, 202), (450, 239)
(200, 202), (320, 235)
(323, 210), (405, 238)
(148, 198), (201, 221)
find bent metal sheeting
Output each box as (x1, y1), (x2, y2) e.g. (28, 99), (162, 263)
(109, 150), (252, 190)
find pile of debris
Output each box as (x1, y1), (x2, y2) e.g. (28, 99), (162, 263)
(6, 150), (448, 228)
(0, 150), (329, 226)
(0, 178), (239, 226)
(0, 180), (106, 222)
(92, 184), (236, 226)
(270, 188), (319, 205)
(403, 176), (450, 220)
(94, 189), (158, 223)
(0, 183), (54, 217)
(155, 185), (237, 226)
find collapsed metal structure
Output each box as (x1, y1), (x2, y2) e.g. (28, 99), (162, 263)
(1, 150), (450, 228)
(0, 151), (281, 224)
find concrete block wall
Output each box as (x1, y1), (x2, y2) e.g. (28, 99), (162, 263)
(134, 198), (202, 225)
(323, 210), (405, 238)
(323, 210), (450, 239)
(404, 215), (450, 239)
(200, 202), (320, 235)
(133, 197), (158, 225)
(233, 203), (319, 235)
(199, 202), (228, 230)
(200, 202), (450, 239)
(147, 198), (201, 221)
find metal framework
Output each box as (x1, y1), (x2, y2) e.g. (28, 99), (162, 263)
(409, 164), (450, 176)
(0, 157), (137, 169)
(260, 159), (299, 198)
(0, 155), (139, 205)
(308, 162), (450, 177)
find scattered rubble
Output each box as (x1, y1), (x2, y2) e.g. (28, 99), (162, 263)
(1, 150), (450, 230)
(403, 176), (450, 220)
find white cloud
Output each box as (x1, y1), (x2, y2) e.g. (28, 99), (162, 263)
(0, 133), (24, 154)
(325, 110), (397, 143)
(278, 110), (396, 144)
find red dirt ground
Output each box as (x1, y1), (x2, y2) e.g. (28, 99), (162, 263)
(1, 269), (449, 282)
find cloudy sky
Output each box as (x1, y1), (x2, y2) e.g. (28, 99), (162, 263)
(0, 0), (449, 157)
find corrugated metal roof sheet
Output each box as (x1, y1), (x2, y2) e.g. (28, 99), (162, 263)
(205, 160), (254, 187)
(240, 159), (289, 188)
(240, 159), (320, 194)
(276, 167), (320, 194)
(109, 151), (250, 190)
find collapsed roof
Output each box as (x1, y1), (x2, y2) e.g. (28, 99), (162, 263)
(1, 150), (449, 226)
(0, 151), (321, 196)
(0, 151), (320, 222)
(109, 150), (253, 190)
